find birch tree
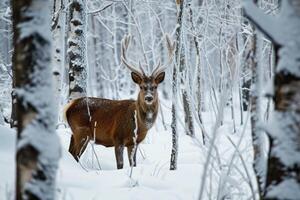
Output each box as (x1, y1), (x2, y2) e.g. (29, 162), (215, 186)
(244, 1), (300, 199)
(51, 0), (65, 103)
(67, 0), (87, 100)
(11, 0), (61, 199)
(0, 0), (12, 126)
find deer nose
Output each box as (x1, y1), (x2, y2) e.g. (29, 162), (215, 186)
(145, 96), (153, 102)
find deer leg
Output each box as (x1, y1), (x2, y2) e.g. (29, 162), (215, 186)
(127, 145), (137, 167)
(115, 144), (124, 169)
(78, 135), (89, 159)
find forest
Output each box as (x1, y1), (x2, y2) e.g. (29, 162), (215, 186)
(0, 0), (299, 199)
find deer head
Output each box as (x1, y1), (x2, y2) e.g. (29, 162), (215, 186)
(121, 35), (175, 106)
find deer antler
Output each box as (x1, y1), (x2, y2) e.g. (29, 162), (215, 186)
(151, 34), (175, 77)
(151, 60), (163, 77)
(165, 33), (176, 63)
(121, 35), (145, 76)
(138, 61), (146, 76)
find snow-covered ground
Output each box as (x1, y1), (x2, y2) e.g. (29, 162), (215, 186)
(0, 99), (254, 200)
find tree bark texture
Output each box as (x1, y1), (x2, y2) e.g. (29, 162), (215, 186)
(12, 0), (61, 199)
(170, 0), (184, 170)
(67, 0), (87, 100)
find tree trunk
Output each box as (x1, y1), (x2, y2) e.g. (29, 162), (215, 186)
(170, 0), (184, 170)
(52, 0), (64, 105)
(177, 1), (194, 138)
(0, 102), (4, 125)
(182, 89), (195, 137)
(67, 0), (87, 100)
(179, 41), (194, 137)
(242, 2), (267, 196)
(188, 3), (205, 143)
(245, 1), (267, 196)
(0, 0), (12, 126)
(11, 0), (61, 199)
(249, 20), (266, 199)
(241, 18), (252, 112)
(244, 1), (300, 199)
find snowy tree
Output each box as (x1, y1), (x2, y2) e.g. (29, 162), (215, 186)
(175, 1), (194, 138)
(11, 0), (61, 198)
(67, 0), (87, 100)
(51, 0), (65, 103)
(170, 0), (184, 171)
(244, 0), (300, 199)
(0, 0), (12, 125)
(0, 0), (14, 127)
(243, 1), (267, 197)
(189, 1), (203, 123)
(241, 20), (252, 112)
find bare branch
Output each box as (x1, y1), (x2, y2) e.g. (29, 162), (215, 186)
(87, 3), (114, 15)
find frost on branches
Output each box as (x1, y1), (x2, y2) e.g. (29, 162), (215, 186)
(11, 0), (61, 199)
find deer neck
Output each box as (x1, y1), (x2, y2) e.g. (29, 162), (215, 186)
(136, 96), (158, 131)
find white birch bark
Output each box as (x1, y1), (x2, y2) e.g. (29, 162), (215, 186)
(244, 1), (300, 199)
(12, 0), (61, 198)
(67, 0), (87, 100)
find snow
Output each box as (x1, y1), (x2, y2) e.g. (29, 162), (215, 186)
(266, 178), (300, 200)
(0, 97), (254, 200)
(267, 111), (300, 166)
(17, 0), (51, 41)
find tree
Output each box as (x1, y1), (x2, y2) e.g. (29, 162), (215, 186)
(243, 1), (267, 197)
(177, 1), (194, 138)
(170, 0), (184, 171)
(67, 0), (87, 100)
(51, 0), (65, 105)
(0, 0), (12, 126)
(11, 0), (61, 199)
(244, 1), (300, 199)
(189, 1), (203, 122)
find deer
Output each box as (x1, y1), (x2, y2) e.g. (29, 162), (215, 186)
(63, 35), (175, 169)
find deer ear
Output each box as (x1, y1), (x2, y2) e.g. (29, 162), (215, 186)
(131, 72), (142, 84)
(154, 72), (165, 84)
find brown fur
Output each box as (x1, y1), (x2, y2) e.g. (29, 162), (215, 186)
(64, 95), (159, 169)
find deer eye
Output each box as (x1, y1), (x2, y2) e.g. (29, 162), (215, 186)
(150, 86), (156, 91)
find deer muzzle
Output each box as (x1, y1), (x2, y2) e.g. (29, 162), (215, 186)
(144, 95), (154, 104)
